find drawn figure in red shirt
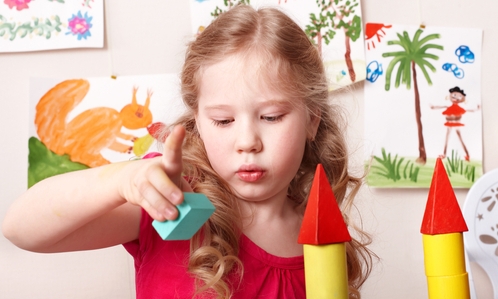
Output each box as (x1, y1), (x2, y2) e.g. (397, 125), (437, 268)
(431, 86), (480, 161)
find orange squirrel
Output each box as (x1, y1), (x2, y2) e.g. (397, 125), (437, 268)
(35, 79), (153, 167)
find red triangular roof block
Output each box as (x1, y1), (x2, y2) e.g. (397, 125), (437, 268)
(421, 158), (468, 235)
(298, 164), (351, 245)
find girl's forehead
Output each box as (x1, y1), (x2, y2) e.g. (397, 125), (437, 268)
(204, 53), (276, 77)
(198, 53), (294, 100)
(194, 58), (309, 118)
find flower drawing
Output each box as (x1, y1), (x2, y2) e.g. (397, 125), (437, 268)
(66, 11), (92, 40)
(4, 0), (32, 11)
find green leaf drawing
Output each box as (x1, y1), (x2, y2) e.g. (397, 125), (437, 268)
(28, 137), (89, 188)
(0, 14), (63, 41)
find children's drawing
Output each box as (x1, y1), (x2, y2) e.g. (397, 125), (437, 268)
(0, 0), (103, 52)
(442, 63), (464, 79)
(189, 0), (366, 89)
(366, 60), (382, 83)
(430, 86), (480, 161)
(365, 23), (391, 50)
(4, 0), (32, 11)
(66, 11), (93, 40)
(440, 45), (476, 79)
(455, 45), (475, 63)
(364, 24), (483, 188)
(304, 0), (362, 83)
(29, 74), (186, 187)
(383, 28), (444, 165)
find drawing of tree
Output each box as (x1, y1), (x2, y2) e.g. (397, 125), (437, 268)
(211, 0), (251, 18)
(305, 0), (362, 82)
(383, 29), (443, 165)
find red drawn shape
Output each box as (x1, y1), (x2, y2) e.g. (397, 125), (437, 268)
(147, 122), (168, 143)
(365, 23), (392, 50)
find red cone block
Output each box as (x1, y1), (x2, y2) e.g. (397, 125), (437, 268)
(421, 158), (468, 235)
(298, 164), (351, 245)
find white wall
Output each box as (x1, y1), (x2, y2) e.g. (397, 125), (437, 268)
(1, 0), (496, 298)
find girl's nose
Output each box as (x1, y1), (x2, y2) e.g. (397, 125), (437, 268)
(235, 121), (263, 153)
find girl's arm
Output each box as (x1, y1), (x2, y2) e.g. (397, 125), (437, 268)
(430, 105), (447, 109)
(2, 126), (191, 253)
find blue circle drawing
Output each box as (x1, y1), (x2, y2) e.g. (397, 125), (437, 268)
(366, 61), (383, 83)
(442, 63), (464, 79)
(455, 45), (475, 63)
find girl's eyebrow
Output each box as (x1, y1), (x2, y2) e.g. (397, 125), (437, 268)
(203, 104), (231, 111)
(258, 99), (292, 108)
(203, 99), (292, 111)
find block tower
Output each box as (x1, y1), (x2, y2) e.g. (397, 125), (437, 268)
(421, 158), (470, 299)
(298, 164), (351, 299)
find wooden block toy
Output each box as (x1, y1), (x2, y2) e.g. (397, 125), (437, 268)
(298, 164), (351, 299)
(421, 158), (470, 299)
(152, 192), (215, 240)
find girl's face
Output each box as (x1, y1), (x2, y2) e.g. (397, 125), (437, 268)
(450, 91), (465, 103)
(195, 54), (318, 204)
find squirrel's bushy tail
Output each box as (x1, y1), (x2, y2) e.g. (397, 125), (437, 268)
(35, 79), (90, 156)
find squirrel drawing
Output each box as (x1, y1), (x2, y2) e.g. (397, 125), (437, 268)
(35, 79), (153, 167)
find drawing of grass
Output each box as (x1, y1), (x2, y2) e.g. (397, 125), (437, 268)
(366, 148), (481, 187)
(445, 150), (476, 182)
(371, 148), (420, 182)
(402, 160), (420, 182)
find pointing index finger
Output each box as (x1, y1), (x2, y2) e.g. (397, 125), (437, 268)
(162, 125), (185, 184)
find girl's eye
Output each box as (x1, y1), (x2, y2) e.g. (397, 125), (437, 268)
(212, 119), (233, 127)
(262, 115), (284, 122)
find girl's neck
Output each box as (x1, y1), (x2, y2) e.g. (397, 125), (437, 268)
(239, 194), (304, 257)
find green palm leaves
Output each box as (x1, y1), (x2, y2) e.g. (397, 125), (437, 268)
(383, 29), (443, 91)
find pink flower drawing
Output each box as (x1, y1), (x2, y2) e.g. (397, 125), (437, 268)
(66, 11), (93, 40)
(4, 0), (32, 11)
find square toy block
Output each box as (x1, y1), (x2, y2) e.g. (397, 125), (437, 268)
(152, 192), (215, 240)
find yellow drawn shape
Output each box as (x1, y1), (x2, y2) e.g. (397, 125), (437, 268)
(133, 134), (155, 156)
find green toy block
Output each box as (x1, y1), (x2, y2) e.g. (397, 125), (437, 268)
(152, 192), (215, 240)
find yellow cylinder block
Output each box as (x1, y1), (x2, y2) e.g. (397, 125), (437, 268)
(422, 233), (466, 276)
(303, 243), (349, 299)
(422, 233), (470, 299)
(426, 273), (470, 299)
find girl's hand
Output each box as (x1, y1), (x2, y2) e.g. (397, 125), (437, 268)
(120, 125), (193, 222)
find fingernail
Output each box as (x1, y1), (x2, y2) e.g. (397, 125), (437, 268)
(164, 207), (177, 219)
(170, 191), (182, 204)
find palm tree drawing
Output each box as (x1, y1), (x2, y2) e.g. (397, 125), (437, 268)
(383, 29), (443, 165)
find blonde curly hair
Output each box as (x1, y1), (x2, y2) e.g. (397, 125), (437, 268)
(172, 4), (374, 298)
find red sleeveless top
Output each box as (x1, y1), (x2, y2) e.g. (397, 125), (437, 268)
(123, 209), (305, 298)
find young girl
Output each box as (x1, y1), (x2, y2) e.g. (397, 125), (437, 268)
(3, 4), (373, 299)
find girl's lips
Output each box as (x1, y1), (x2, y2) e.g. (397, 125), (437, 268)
(237, 171), (265, 182)
(237, 165), (265, 182)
